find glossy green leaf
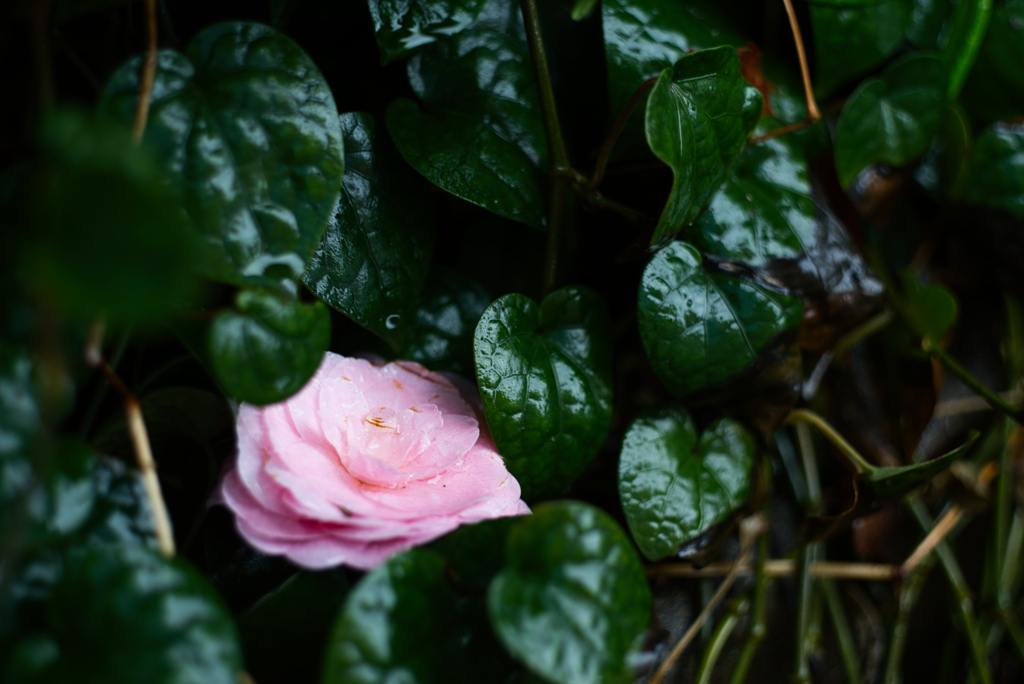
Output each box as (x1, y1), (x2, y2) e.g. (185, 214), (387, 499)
(401, 269), (491, 375)
(571, 0), (597, 21)
(960, 122), (1024, 218)
(473, 287), (613, 499)
(644, 47), (762, 244)
(638, 242), (803, 398)
(0, 346), (41, 513)
(24, 111), (197, 324)
(323, 549), (497, 684)
(428, 517), (517, 593)
(914, 103), (972, 198)
(962, 0), (1024, 123)
(99, 23), (344, 288)
(15, 546), (242, 684)
(694, 136), (816, 264)
(834, 53), (948, 188)
(209, 289), (331, 405)
(488, 501), (652, 684)
(618, 408), (754, 561)
(866, 433), (977, 497)
(304, 112), (435, 348)
(386, 0), (547, 229)
(368, 0), (487, 64)
(810, 0), (912, 95)
(900, 272), (957, 342)
(240, 569), (349, 684)
(83, 457), (159, 550)
(602, 0), (745, 159)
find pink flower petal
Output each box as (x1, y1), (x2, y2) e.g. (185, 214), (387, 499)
(218, 352), (530, 570)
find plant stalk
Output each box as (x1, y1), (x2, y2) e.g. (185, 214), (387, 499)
(922, 339), (1024, 424)
(784, 409), (877, 475)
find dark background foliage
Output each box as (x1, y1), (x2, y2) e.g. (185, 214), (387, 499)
(2, 1), (1023, 683)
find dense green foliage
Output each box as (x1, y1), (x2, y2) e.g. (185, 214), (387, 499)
(2, 0), (1024, 682)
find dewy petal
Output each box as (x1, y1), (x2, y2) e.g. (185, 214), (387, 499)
(218, 352), (530, 570)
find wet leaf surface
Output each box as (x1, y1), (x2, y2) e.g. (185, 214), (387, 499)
(644, 46), (762, 244)
(834, 53), (947, 188)
(304, 112), (435, 348)
(474, 287), (613, 499)
(810, 0), (911, 95)
(602, 0), (745, 159)
(961, 122), (1024, 218)
(208, 289), (331, 405)
(367, 0), (487, 64)
(386, 0), (547, 228)
(618, 407), (754, 560)
(638, 241), (803, 398)
(100, 23), (344, 288)
(488, 502), (652, 684)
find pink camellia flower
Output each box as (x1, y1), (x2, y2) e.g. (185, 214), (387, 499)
(218, 353), (529, 570)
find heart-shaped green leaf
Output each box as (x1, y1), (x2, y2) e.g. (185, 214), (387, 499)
(368, 0), (487, 64)
(303, 112), (434, 349)
(24, 111), (198, 324)
(474, 286), (613, 499)
(208, 289), (331, 405)
(834, 52), (948, 188)
(99, 22), (344, 288)
(638, 242), (803, 398)
(602, 0), (745, 159)
(323, 549), (511, 684)
(644, 46), (762, 244)
(240, 569), (349, 684)
(900, 271), (957, 342)
(10, 545), (241, 684)
(488, 501), (652, 684)
(386, 0), (547, 229)
(865, 433), (977, 497)
(810, 0), (912, 96)
(694, 133), (884, 310)
(960, 122), (1024, 218)
(402, 269), (491, 376)
(618, 408), (754, 561)
(694, 136), (817, 264)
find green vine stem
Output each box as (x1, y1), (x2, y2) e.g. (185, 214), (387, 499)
(884, 551), (938, 684)
(947, 0), (993, 99)
(822, 579), (863, 684)
(783, 408), (877, 475)
(696, 598), (748, 684)
(728, 534), (770, 684)
(907, 495), (993, 684)
(922, 338), (1024, 424)
(520, 0), (572, 295)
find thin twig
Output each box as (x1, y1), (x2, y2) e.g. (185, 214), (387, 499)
(902, 461), (999, 575)
(902, 505), (965, 575)
(781, 0), (820, 122)
(649, 516), (768, 684)
(748, 0), (821, 146)
(648, 560), (898, 581)
(85, 322), (175, 557)
(586, 77), (659, 191)
(907, 495), (993, 684)
(131, 0), (159, 144)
